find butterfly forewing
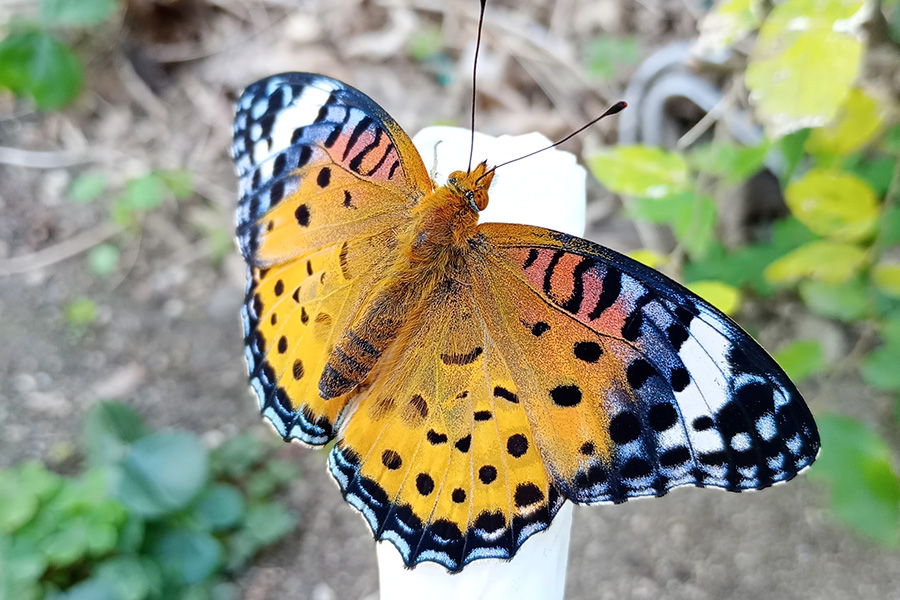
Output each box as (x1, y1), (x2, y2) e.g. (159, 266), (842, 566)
(234, 73), (432, 445)
(232, 73), (431, 265)
(477, 223), (820, 501)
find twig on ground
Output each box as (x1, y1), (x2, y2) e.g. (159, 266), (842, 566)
(0, 222), (122, 277)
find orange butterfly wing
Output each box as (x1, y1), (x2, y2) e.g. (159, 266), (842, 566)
(330, 278), (561, 569)
(475, 223), (818, 501)
(232, 73), (431, 444)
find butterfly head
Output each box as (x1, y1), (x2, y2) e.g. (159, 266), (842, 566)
(446, 161), (494, 213)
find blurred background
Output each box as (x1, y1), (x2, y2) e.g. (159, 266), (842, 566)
(1, 0), (900, 599)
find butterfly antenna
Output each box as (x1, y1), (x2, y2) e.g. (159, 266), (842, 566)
(467, 0), (488, 174)
(477, 100), (628, 184)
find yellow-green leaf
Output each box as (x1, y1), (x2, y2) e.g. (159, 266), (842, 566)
(806, 88), (883, 156)
(745, 0), (866, 138)
(785, 169), (878, 242)
(764, 240), (867, 284)
(628, 249), (669, 269)
(695, 0), (764, 53)
(588, 145), (690, 198)
(874, 262), (900, 297)
(686, 280), (742, 315)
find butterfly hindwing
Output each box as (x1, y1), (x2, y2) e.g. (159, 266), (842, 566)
(329, 279), (563, 571)
(234, 73), (433, 446)
(231, 72), (432, 266)
(476, 223), (820, 502)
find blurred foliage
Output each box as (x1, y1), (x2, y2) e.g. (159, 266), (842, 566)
(0, 402), (298, 600)
(0, 0), (120, 109)
(589, 0), (900, 546)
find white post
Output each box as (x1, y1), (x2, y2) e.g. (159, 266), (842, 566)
(371, 127), (588, 600)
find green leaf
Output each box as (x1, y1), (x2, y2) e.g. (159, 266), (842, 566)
(0, 32), (83, 110)
(17, 461), (62, 502)
(588, 145), (690, 198)
(688, 141), (769, 183)
(0, 536), (46, 599)
(40, 0), (118, 26)
(842, 154), (897, 197)
(69, 172), (106, 203)
(157, 170), (193, 199)
(246, 460), (300, 501)
(805, 88), (883, 157)
(861, 346), (900, 391)
(879, 206), (900, 248)
(626, 192), (717, 260)
(672, 194), (717, 260)
(685, 280), (742, 315)
(114, 173), (165, 223)
(585, 37), (640, 79)
(153, 529), (222, 584)
(225, 503), (297, 570)
(95, 556), (152, 600)
(115, 432), (209, 518)
(59, 577), (120, 600)
(685, 217), (817, 295)
(763, 240), (867, 284)
(808, 414), (900, 546)
(241, 503), (297, 546)
(0, 475), (39, 534)
(84, 520), (118, 556)
(746, 0), (866, 138)
(209, 433), (264, 478)
(798, 277), (870, 321)
(776, 129), (812, 183)
(784, 169), (879, 242)
(191, 484), (245, 531)
(83, 401), (148, 467)
(116, 514), (144, 553)
(874, 262), (900, 297)
(42, 518), (90, 566)
(773, 339), (825, 382)
(64, 297), (96, 326)
(87, 243), (120, 278)
(408, 27), (443, 61)
(883, 124), (900, 154)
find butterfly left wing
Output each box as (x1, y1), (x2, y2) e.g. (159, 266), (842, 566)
(473, 222), (819, 504)
(232, 73), (433, 445)
(232, 72), (432, 266)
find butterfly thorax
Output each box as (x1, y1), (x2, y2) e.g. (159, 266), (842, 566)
(318, 163), (495, 401)
(405, 162), (494, 262)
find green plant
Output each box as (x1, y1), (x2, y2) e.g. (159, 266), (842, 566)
(588, 0), (900, 546)
(0, 402), (299, 600)
(0, 0), (120, 109)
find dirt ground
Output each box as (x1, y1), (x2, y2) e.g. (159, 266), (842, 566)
(2, 0), (899, 598)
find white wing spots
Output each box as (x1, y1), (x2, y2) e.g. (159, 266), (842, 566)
(757, 413), (777, 441)
(731, 432), (752, 452)
(678, 313), (732, 413)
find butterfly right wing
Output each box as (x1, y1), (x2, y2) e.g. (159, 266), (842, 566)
(473, 223), (819, 503)
(232, 73), (432, 445)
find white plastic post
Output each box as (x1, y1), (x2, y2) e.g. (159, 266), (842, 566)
(371, 127), (587, 600)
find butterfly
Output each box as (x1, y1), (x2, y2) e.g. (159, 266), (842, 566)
(230, 72), (819, 572)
